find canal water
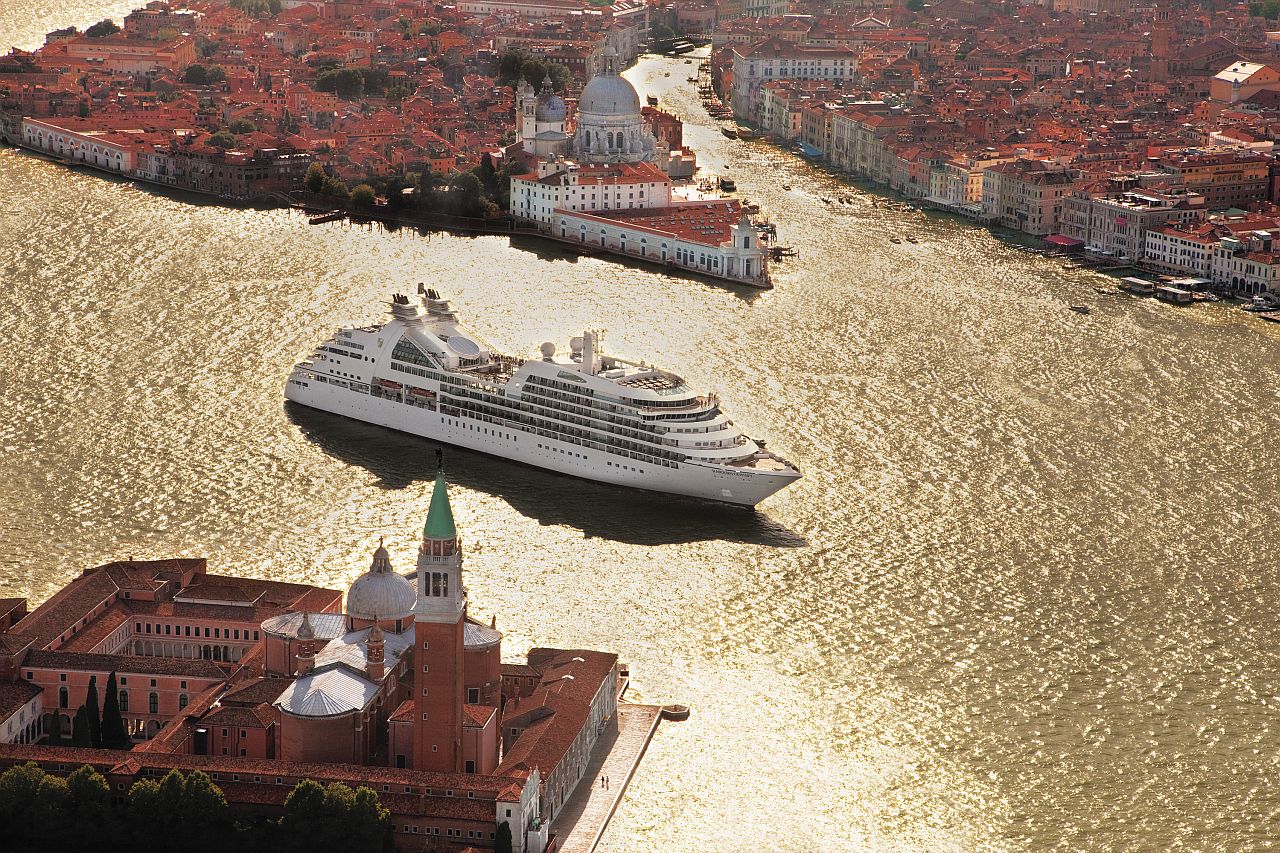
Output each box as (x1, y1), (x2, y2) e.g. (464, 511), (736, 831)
(4, 9), (1280, 849)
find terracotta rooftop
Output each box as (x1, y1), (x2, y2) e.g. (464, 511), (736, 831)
(462, 703), (495, 728)
(498, 648), (617, 780)
(569, 200), (750, 248)
(0, 680), (41, 721)
(22, 649), (227, 680)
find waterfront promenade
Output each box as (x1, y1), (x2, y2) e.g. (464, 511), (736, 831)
(551, 704), (663, 853)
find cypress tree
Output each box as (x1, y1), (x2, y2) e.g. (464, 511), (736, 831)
(47, 709), (62, 745)
(70, 706), (92, 747)
(85, 675), (102, 747)
(495, 820), (513, 853)
(100, 672), (128, 749)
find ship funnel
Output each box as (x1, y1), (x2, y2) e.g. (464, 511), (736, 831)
(581, 330), (597, 376)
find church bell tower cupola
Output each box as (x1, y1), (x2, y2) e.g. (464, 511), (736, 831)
(415, 468), (466, 622)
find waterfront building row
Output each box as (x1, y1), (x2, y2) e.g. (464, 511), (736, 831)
(17, 117), (313, 201)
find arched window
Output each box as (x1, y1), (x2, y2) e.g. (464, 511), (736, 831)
(58, 686), (68, 709)
(148, 692), (158, 714)
(178, 694), (188, 711)
(607, 132), (614, 149)
(119, 690), (129, 712)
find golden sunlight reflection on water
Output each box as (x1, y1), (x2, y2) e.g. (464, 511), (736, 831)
(2, 25), (1280, 849)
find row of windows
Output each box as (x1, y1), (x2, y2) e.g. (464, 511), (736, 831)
(56, 686), (180, 714)
(401, 825), (493, 839)
(135, 622), (258, 641)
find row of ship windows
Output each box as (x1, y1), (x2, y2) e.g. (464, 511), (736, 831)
(448, 397), (679, 467)
(443, 394), (682, 462)
(437, 379), (665, 444)
(308, 367), (688, 468)
(536, 442), (647, 473)
(440, 418), (518, 442)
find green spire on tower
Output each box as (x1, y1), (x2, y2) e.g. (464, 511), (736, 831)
(424, 469), (456, 541)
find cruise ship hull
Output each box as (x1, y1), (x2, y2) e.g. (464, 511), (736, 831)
(284, 379), (798, 507)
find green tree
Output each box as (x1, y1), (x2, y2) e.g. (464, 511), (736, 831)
(183, 770), (233, 851)
(47, 709), (63, 744)
(349, 184), (376, 208)
(128, 777), (165, 848)
(65, 765), (112, 845)
(85, 19), (121, 37)
(385, 83), (413, 103)
(349, 786), (392, 852)
(495, 820), (513, 853)
(85, 675), (102, 748)
(0, 762), (47, 843)
(497, 47), (530, 82)
(158, 768), (187, 834)
(315, 67), (365, 100)
(281, 779), (328, 852)
(323, 176), (349, 199)
(36, 773), (69, 844)
(448, 171), (485, 216)
(100, 672), (128, 750)
(906, 0), (925, 10)
(209, 130), (237, 148)
(304, 162), (327, 193)
(77, 100), (90, 118)
(476, 151), (498, 194)
(71, 705), (92, 747)
(229, 118), (257, 134)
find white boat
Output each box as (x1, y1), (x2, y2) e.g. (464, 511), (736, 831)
(285, 290), (801, 506)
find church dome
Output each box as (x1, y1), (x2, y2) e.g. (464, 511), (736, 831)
(537, 93), (567, 123)
(346, 541), (415, 621)
(578, 73), (641, 117)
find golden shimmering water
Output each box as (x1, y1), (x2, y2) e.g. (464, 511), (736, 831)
(4, 9), (1280, 848)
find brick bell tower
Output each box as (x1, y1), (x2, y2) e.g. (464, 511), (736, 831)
(413, 463), (467, 773)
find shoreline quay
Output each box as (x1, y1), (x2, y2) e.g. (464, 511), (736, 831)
(1, 138), (772, 290)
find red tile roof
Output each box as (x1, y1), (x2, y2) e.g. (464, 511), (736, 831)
(497, 649), (616, 780)
(0, 680), (41, 720)
(462, 704), (494, 728)
(23, 649), (227, 679)
(567, 201), (750, 248)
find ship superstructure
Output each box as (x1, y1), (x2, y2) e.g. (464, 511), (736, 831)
(285, 289), (800, 505)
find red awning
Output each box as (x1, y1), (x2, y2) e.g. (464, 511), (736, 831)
(1044, 234), (1084, 247)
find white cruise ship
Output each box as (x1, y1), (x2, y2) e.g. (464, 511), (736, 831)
(285, 289), (801, 506)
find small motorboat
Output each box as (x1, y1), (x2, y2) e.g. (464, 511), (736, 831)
(889, 236), (902, 244)
(782, 183), (792, 190)
(1069, 305), (1091, 314)
(905, 235), (918, 244)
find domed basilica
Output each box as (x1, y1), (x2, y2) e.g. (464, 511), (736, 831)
(517, 45), (658, 165)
